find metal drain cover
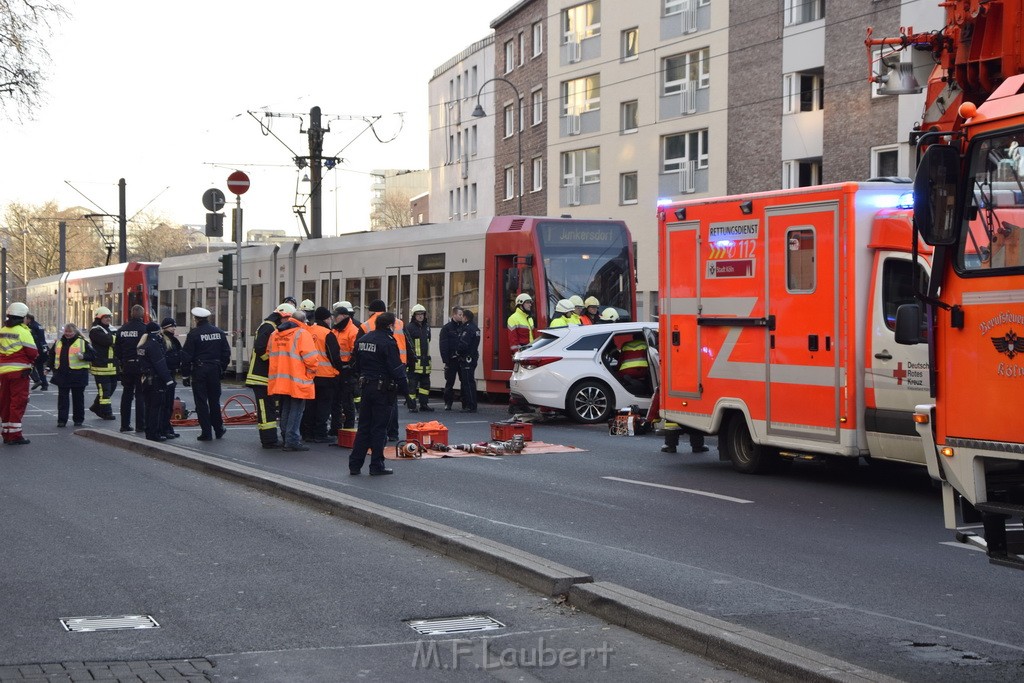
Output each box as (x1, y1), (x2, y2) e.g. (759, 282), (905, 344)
(61, 615), (160, 632)
(407, 615), (505, 636)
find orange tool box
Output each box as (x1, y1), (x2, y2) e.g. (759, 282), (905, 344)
(406, 421), (448, 446)
(491, 422), (532, 441)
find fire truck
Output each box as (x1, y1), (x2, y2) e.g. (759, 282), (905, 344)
(657, 182), (932, 473)
(874, 1), (1024, 568)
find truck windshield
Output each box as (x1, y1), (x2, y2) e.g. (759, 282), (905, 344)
(536, 220), (632, 319)
(959, 129), (1024, 272)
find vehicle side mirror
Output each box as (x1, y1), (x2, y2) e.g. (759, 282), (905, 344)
(913, 144), (961, 246)
(894, 303), (925, 345)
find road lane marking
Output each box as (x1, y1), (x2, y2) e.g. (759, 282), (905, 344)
(601, 476), (754, 503)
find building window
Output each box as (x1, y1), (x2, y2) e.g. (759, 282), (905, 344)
(505, 40), (514, 73)
(562, 1), (601, 43)
(519, 31), (525, 66)
(561, 74), (601, 116)
(784, 0), (824, 26)
(519, 96), (525, 132)
(664, 0), (682, 14)
(449, 190), (455, 220)
(663, 130), (709, 172)
(532, 157), (543, 191)
(664, 48), (710, 94)
(504, 167), (515, 200)
(783, 70), (824, 113)
(532, 21), (543, 57)
(621, 100), (638, 133)
(531, 89), (543, 125)
(621, 27), (638, 61)
(782, 158), (822, 188)
(470, 183), (478, 214)
(504, 104), (515, 138)
(562, 147), (601, 185)
(871, 145), (900, 178)
(470, 125), (478, 156)
(620, 172), (638, 205)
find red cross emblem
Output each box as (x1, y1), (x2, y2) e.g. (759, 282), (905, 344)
(892, 362), (907, 386)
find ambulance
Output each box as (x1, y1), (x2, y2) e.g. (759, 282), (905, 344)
(657, 181), (932, 473)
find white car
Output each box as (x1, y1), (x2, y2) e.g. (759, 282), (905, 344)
(510, 322), (660, 424)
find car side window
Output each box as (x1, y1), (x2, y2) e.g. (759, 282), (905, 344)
(567, 332), (611, 351)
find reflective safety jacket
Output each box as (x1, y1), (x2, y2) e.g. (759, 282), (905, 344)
(51, 336), (90, 371)
(267, 321), (318, 399)
(0, 323), (38, 374)
(307, 322), (341, 379)
(89, 320), (117, 377)
(506, 308), (534, 351)
(618, 340), (649, 377)
(331, 318), (360, 374)
(361, 312), (406, 364)
(246, 314), (282, 387)
(405, 317), (431, 374)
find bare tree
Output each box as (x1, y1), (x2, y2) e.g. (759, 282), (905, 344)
(0, 0), (68, 120)
(370, 189), (413, 230)
(2, 201), (106, 290)
(129, 213), (195, 261)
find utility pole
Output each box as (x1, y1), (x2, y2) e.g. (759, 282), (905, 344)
(118, 178), (127, 263)
(308, 106), (324, 240)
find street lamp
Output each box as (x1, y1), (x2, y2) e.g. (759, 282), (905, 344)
(472, 76), (523, 215)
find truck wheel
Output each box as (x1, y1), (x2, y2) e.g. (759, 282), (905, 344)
(721, 413), (773, 474)
(566, 380), (614, 424)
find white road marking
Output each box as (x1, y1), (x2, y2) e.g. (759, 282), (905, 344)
(601, 476), (754, 503)
(939, 541), (986, 553)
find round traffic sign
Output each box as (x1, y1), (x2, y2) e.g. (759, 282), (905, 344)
(202, 187), (226, 212)
(226, 170), (250, 196)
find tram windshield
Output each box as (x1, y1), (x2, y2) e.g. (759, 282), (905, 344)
(536, 220), (633, 320)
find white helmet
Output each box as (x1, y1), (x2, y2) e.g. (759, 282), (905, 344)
(569, 295), (584, 308)
(94, 306), (112, 318)
(555, 299), (574, 314)
(276, 303), (297, 317)
(515, 293), (533, 306)
(339, 301), (353, 310)
(6, 302), (29, 317)
(411, 304), (427, 314)
(600, 308), (620, 322)
(584, 296), (600, 307)
(299, 299), (316, 312)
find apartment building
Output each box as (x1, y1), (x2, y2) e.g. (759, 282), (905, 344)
(427, 35), (497, 223)
(369, 169), (429, 229)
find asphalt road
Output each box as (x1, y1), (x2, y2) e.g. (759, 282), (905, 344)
(0, 388), (754, 682)
(11, 384), (1024, 681)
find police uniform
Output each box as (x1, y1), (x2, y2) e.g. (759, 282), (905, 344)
(137, 321), (174, 441)
(349, 323), (408, 475)
(114, 311), (148, 432)
(181, 307), (231, 441)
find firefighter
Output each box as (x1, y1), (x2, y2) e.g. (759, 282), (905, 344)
(349, 312), (408, 476)
(0, 302), (38, 445)
(181, 306), (231, 441)
(137, 321), (175, 442)
(456, 309), (480, 413)
(299, 299), (317, 325)
(330, 304), (362, 432)
(88, 306), (118, 420)
(439, 305), (464, 410)
(268, 304), (318, 451)
(114, 304), (148, 434)
(569, 295), (585, 325)
(361, 299), (403, 441)
(582, 297), (601, 325)
(245, 306), (284, 448)
(302, 306), (341, 442)
(507, 293), (534, 353)
(405, 303), (433, 412)
(616, 332), (651, 395)
(160, 318), (183, 440)
(549, 299), (576, 328)
(599, 308), (619, 323)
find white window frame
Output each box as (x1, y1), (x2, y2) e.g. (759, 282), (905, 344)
(621, 27), (638, 61)
(504, 167), (515, 200)
(561, 74), (601, 116)
(782, 71), (824, 114)
(531, 88), (543, 126)
(532, 21), (543, 57)
(663, 48), (710, 95)
(663, 129), (709, 172)
(470, 183), (478, 214)
(784, 0), (824, 26)
(621, 100), (638, 134)
(620, 172), (638, 205)
(504, 103), (515, 139)
(519, 31), (525, 67)
(782, 158), (822, 189)
(470, 125), (478, 156)
(519, 96), (525, 133)
(871, 144), (900, 178)
(505, 40), (515, 74)
(664, 0), (684, 15)
(562, 1), (601, 43)
(532, 156), (543, 191)
(562, 147), (601, 186)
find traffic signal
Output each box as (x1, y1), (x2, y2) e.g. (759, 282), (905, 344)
(218, 253), (234, 290)
(205, 212), (224, 237)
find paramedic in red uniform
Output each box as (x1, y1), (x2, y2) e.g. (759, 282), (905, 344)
(0, 302), (39, 445)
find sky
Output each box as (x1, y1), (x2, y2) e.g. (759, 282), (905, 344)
(0, 0), (513, 238)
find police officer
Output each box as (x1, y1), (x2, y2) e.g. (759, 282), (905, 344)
(456, 309), (480, 413)
(349, 312), (408, 476)
(329, 304), (362, 433)
(181, 306), (231, 441)
(88, 306), (118, 420)
(137, 321), (175, 442)
(439, 306), (464, 410)
(245, 307), (284, 448)
(114, 304), (148, 433)
(160, 318), (183, 439)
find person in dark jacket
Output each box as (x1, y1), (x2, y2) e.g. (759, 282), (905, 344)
(245, 308), (284, 448)
(137, 321), (175, 442)
(404, 304), (433, 412)
(88, 307), (118, 420)
(439, 306), (464, 411)
(329, 305), (362, 432)
(113, 305), (148, 433)
(160, 317), (183, 439)
(455, 309), (480, 413)
(25, 314), (49, 390)
(48, 323), (93, 427)
(180, 307), (231, 441)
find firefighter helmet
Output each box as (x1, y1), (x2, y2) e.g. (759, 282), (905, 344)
(411, 304), (427, 315)
(276, 303), (297, 317)
(94, 306), (112, 318)
(555, 299), (574, 314)
(515, 293), (533, 306)
(299, 299), (316, 312)
(569, 295), (584, 308)
(584, 296), (600, 307)
(600, 308), (620, 322)
(6, 302), (29, 318)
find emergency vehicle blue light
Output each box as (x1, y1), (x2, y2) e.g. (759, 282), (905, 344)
(866, 194), (902, 209)
(713, 240), (735, 249)
(898, 192), (914, 209)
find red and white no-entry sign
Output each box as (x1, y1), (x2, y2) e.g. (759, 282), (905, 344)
(226, 170), (250, 196)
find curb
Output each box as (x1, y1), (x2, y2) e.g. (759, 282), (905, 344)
(80, 429), (899, 683)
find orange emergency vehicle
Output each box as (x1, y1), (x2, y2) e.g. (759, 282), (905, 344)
(658, 182), (932, 473)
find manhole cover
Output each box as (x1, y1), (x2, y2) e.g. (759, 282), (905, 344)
(61, 615), (160, 633)
(407, 615), (505, 636)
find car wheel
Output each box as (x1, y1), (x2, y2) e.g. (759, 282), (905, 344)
(720, 413), (775, 474)
(566, 380), (614, 424)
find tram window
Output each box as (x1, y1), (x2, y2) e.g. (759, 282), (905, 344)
(159, 290), (173, 323)
(345, 278), (362, 315)
(217, 289), (229, 329)
(320, 279), (341, 307)
(388, 274), (410, 319)
(365, 277), (382, 310)
(250, 284), (264, 334)
(301, 280), (316, 304)
(417, 273), (445, 326)
(205, 287), (217, 316)
(450, 270), (480, 316)
(173, 289), (187, 327)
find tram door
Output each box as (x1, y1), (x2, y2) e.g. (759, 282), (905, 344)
(495, 255), (517, 372)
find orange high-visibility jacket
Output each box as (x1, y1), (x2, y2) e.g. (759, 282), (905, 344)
(267, 323), (318, 399)
(306, 324), (340, 379)
(362, 312), (406, 364)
